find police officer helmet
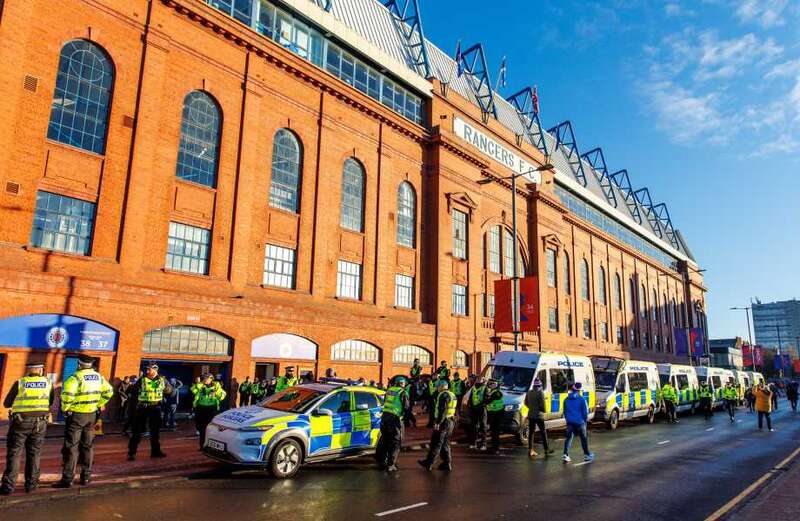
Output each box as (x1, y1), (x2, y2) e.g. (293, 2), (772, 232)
(393, 376), (407, 387)
(437, 380), (449, 390)
(77, 354), (94, 368)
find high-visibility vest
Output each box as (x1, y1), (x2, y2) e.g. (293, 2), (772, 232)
(699, 385), (712, 399)
(452, 379), (465, 396)
(662, 384), (678, 403)
(61, 369), (114, 414)
(239, 382), (251, 394)
(434, 391), (457, 419)
(12, 376), (52, 414)
(437, 367), (450, 380)
(470, 385), (486, 406)
(428, 379), (436, 395)
(486, 390), (504, 412)
(275, 376), (298, 393)
(383, 386), (404, 417)
(724, 386), (737, 400)
(194, 383), (227, 409)
(138, 376), (166, 403)
(410, 365), (422, 378)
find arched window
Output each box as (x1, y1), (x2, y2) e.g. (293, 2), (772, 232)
(614, 273), (622, 310)
(663, 293), (669, 324)
(340, 158), (365, 232)
(652, 288), (659, 321)
(629, 277), (637, 315)
(175, 91), (221, 187)
(671, 298), (678, 326)
(580, 259), (590, 301)
(486, 226), (500, 273)
(453, 350), (468, 368)
(396, 182), (416, 247)
(47, 40), (114, 154)
(142, 325), (231, 356)
(503, 229), (516, 277)
(393, 345), (432, 365)
(269, 129), (302, 212)
(597, 265), (607, 305)
(639, 284), (647, 319)
(563, 253), (571, 295)
(331, 339), (380, 362)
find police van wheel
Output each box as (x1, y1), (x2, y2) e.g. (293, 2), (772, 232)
(515, 421), (530, 445)
(641, 406), (655, 424)
(270, 439), (302, 479)
(607, 410), (619, 431)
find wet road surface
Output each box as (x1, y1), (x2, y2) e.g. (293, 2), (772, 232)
(9, 404), (800, 521)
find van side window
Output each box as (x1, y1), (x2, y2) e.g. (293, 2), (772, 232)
(319, 391), (351, 414)
(659, 374), (670, 387)
(615, 375), (627, 394)
(628, 372), (648, 392)
(676, 375), (689, 390)
(711, 376), (722, 389)
(354, 392), (380, 410)
(550, 369), (574, 393)
(535, 370), (548, 391)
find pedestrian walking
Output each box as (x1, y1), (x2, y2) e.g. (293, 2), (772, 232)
(53, 355), (114, 488)
(275, 367), (298, 394)
(661, 380), (678, 424)
(745, 386), (755, 413)
(127, 362), (173, 461)
(787, 381), (799, 412)
(699, 381), (713, 420)
(769, 383), (779, 411)
(425, 375), (438, 428)
(467, 376), (487, 450)
(0, 362), (54, 495)
(485, 379), (505, 455)
(162, 377), (183, 431)
(562, 382), (593, 463)
(451, 372), (466, 419)
(418, 380), (456, 471)
(376, 376), (409, 472)
(753, 383), (774, 432)
(524, 378), (551, 458)
(402, 378), (417, 428)
(194, 374), (226, 449)
(723, 381), (738, 423)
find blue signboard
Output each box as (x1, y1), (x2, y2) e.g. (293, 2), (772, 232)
(0, 314), (117, 352)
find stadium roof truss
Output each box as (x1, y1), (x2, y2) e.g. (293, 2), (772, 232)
(455, 43), (498, 121)
(548, 121), (588, 187)
(506, 87), (548, 156)
(312, 0), (333, 12)
(382, 0), (431, 78)
(610, 169), (643, 225)
(581, 147), (617, 208)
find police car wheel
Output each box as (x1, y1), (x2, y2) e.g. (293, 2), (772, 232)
(270, 439), (302, 479)
(515, 421), (530, 445)
(607, 410), (619, 431)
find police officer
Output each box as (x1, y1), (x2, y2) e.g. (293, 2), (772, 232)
(485, 379), (505, 455)
(451, 372), (466, 419)
(238, 376), (251, 407)
(275, 367), (298, 394)
(54, 355), (113, 488)
(418, 380), (456, 471)
(467, 375), (487, 450)
(661, 380), (679, 424)
(128, 362), (173, 461)
(699, 380), (713, 420)
(409, 358), (422, 380)
(0, 363), (53, 495)
(194, 373), (227, 449)
(426, 374), (438, 428)
(723, 380), (738, 423)
(376, 376), (409, 472)
(436, 360), (450, 381)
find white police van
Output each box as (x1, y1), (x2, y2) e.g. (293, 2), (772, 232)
(592, 357), (660, 430)
(696, 366), (729, 408)
(476, 351), (595, 444)
(657, 364), (700, 414)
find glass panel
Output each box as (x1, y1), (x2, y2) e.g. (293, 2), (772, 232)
(269, 129), (302, 212)
(164, 222), (211, 275)
(336, 260), (362, 299)
(340, 159), (365, 232)
(263, 244), (296, 289)
(452, 210), (467, 260)
(331, 339), (379, 362)
(142, 325), (230, 355)
(396, 182), (416, 247)
(394, 274), (414, 309)
(452, 284), (467, 315)
(393, 345), (431, 365)
(175, 91), (221, 188)
(30, 191), (96, 255)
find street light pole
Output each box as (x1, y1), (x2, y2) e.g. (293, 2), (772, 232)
(776, 324), (783, 378)
(731, 306), (755, 371)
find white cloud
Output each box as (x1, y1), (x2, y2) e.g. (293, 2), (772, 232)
(694, 32), (782, 81)
(735, 0), (789, 28)
(664, 2), (694, 17)
(765, 59), (800, 79)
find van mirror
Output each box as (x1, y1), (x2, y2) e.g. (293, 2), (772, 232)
(314, 408), (333, 417)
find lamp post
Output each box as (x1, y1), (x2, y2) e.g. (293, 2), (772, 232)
(477, 163), (554, 352)
(731, 306), (755, 370)
(776, 323), (783, 378)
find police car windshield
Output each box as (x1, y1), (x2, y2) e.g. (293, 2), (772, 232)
(484, 365), (534, 392)
(260, 388), (324, 413)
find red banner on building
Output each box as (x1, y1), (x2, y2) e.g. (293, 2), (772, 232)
(753, 345), (765, 367)
(742, 344), (753, 367)
(793, 360), (800, 374)
(493, 277), (540, 334)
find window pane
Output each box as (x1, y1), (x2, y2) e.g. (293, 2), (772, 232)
(142, 325), (230, 356)
(393, 345), (431, 365)
(548, 307), (558, 331)
(263, 244), (296, 289)
(29, 192), (96, 255)
(546, 249), (557, 288)
(336, 260), (362, 299)
(563, 253), (571, 294)
(598, 266), (607, 305)
(452, 210), (467, 260)
(452, 284), (467, 315)
(395, 273), (414, 309)
(269, 129), (302, 212)
(581, 260), (590, 301)
(175, 91), (221, 188)
(331, 339), (379, 362)
(503, 229), (516, 277)
(340, 159), (365, 232)
(165, 222), (211, 275)
(396, 182), (416, 247)
(487, 226), (500, 273)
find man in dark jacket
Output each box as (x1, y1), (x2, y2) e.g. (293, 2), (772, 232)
(524, 378), (551, 458)
(787, 381), (799, 412)
(562, 382), (593, 463)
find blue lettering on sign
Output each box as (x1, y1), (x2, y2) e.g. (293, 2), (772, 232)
(83, 374), (100, 381)
(24, 381), (48, 389)
(557, 361), (584, 368)
(0, 314), (117, 352)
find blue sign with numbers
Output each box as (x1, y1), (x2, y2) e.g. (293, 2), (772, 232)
(0, 314), (117, 352)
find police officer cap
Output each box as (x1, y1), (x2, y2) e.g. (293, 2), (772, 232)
(437, 380), (449, 389)
(25, 362), (45, 370)
(77, 354), (94, 367)
(144, 361), (159, 370)
(393, 376), (407, 386)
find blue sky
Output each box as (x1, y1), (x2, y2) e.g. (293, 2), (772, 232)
(419, 0), (800, 340)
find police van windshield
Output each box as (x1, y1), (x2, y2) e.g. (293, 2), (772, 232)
(482, 365), (534, 392)
(592, 358), (621, 391)
(260, 388), (324, 413)
(595, 371), (618, 391)
(659, 374), (670, 387)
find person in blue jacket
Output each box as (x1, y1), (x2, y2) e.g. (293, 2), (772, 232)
(562, 382), (594, 463)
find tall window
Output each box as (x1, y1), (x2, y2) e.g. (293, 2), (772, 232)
(503, 229), (515, 277)
(563, 253), (571, 295)
(639, 283), (647, 319)
(395, 274), (414, 309)
(487, 226), (500, 272)
(47, 40), (114, 154)
(548, 307), (559, 332)
(336, 260), (362, 300)
(452, 210), (468, 259)
(454, 350), (468, 368)
(452, 284), (467, 316)
(613, 273), (622, 310)
(599, 322), (609, 342)
(396, 182), (416, 247)
(331, 340), (379, 362)
(629, 277), (637, 315)
(175, 91), (221, 188)
(393, 345), (431, 365)
(263, 244), (296, 289)
(546, 249), (557, 288)
(672, 298), (678, 326)
(663, 293), (669, 324)
(580, 259), (590, 301)
(652, 289), (659, 321)
(269, 129), (302, 212)
(616, 325), (624, 344)
(166, 222), (211, 275)
(565, 312), (573, 336)
(340, 159), (365, 232)
(597, 266), (607, 305)
(30, 191), (96, 255)
(484, 293), (495, 318)
(583, 318), (592, 339)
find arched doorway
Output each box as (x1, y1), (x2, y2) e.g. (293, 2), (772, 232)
(251, 333), (318, 383)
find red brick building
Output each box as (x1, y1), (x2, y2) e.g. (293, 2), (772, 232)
(0, 0), (707, 414)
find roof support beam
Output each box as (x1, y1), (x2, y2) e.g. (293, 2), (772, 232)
(382, 0), (431, 78)
(653, 203), (680, 249)
(312, 0), (333, 12)
(633, 188), (664, 238)
(455, 43), (498, 122)
(581, 147), (617, 208)
(506, 87), (548, 156)
(610, 169), (643, 225)
(547, 121), (587, 187)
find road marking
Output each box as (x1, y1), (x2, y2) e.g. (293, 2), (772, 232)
(706, 427), (715, 432)
(737, 420), (743, 423)
(573, 460), (592, 467)
(657, 440), (671, 445)
(704, 446), (800, 521)
(375, 503), (428, 517)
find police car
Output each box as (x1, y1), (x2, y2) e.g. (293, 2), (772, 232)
(202, 383), (384, 478)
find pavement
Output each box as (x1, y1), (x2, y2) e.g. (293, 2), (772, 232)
(1, 403), (799, 520)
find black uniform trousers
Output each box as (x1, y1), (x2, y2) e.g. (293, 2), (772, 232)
(701, 397), (713, 419)
(488, 411), (503, 453)
(423, 418), (454, 466)
(194, 405), (217, 449)
(469, 406), (487, 447)
(128, 403), (163, 456)
(1, 415), (47, 491)
(61, 412), (97, 482)
(725, 399), (737, 420)
(528, 416), (548, 452)
(376, 412), (403, 468)
(665, 401), (677, 422)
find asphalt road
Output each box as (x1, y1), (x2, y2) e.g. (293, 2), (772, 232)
(8, 402), (800, 521)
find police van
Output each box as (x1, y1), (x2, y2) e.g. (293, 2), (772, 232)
(657, 364), (699, 414)
(732, 369), (751, 402)
(696, 367), (729, 408)
(749, 371), (766, 387)
(476, 351), (595, 444)
(592, 357), (659, 430)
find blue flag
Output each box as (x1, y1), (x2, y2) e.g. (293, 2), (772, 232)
(455, 41), (464, 77)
